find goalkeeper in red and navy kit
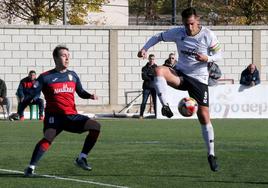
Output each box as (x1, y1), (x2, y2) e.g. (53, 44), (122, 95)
(24, 45), (101, 176)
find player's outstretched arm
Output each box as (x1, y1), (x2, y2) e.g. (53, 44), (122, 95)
(89, 93), (98, 100)
(77, 88), (98, 100)
(137, 49), (147, 59)
(138, 31), (168, 60)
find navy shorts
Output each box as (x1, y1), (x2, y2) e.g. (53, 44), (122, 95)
(43, 113), (90, 134)
(176, 70), (209, 107)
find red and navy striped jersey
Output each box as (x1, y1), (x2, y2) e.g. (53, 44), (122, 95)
(35, 69), (91, 115)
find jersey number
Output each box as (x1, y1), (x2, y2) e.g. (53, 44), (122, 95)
(49, 117), (55, 124)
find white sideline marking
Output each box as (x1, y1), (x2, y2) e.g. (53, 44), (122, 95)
(0, 168), (129, 188)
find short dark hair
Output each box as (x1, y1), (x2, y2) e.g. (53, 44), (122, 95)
(28, 70), (36, 75)
(181, 7), (197, 19)
(169, 53), (175, 57)
(148, 54), (155, 59)
(53, 45), (69, 59)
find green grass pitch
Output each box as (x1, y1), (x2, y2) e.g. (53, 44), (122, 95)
(0, 119), (267, 188)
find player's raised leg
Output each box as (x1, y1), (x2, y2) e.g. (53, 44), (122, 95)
(197, 105), (218, 172)
(153, 66), (181, 118)
(75, 119), (101, 171)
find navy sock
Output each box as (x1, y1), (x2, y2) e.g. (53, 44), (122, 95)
(81, 130), (100, 155)
(29, 138), (51, 166)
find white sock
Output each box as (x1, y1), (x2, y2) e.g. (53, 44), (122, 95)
(201, 123), (215, 156)
(154, 76), (168, 106)
(79, 153), (88, 159)
(29, 165), (35, 170)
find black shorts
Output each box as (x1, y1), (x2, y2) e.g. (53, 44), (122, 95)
(43, 113), (90, 134)
(176, 71), (209, 107)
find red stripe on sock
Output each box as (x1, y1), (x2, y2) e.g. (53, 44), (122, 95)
(39, 138), (51, 151)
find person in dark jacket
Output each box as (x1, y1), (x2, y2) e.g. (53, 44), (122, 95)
(139, 54), (157, 118)
(0, 78), (11, 117)
(16, 70), (44, 120)
(163, 53), (177, 68)
(240, 63), (260, 86)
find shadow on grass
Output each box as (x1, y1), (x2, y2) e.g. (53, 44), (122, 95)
(0, 173), (51, 179)
(57, 172), (204, 179)
(0, 171), (204, 180)
(199, 180), (268, 185)
(0, 173), (24, 178)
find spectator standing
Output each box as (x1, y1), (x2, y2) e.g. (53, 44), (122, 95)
(139, 54), (157, 119)
(163, 53), (177, 68)
(240, 63), (260, 86)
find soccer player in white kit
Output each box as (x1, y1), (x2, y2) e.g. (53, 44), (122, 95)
(138, 7), (222, 172)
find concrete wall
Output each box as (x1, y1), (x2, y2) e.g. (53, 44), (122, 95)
(0, 25), (268, 112)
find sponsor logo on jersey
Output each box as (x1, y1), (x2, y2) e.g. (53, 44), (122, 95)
(68, 74), (73, 81)
(52, 78), (58, 82)
(54, 84), (74, 94)
(181, 49), (198, 56)
(33, 81), (39, 88)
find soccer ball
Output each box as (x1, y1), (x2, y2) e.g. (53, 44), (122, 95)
(178, 97), (198, 117)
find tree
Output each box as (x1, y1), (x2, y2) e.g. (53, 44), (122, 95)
(176, 0), (268, 25)
(187, 0), (194, 7)
(0, 0), (61, 24)
(204, 0), (268, 25)
(129, 0), (145, 25)
(129, 0), (166, 25)
(68, 0), (109, 25)
(0, 0), (109, 25)
(144, 0), (160, 25)
(130, 0), (221, 25)
(228, 0), (268, 25)
(129, 0), (268, 25)
(0, 1), (14, 24)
